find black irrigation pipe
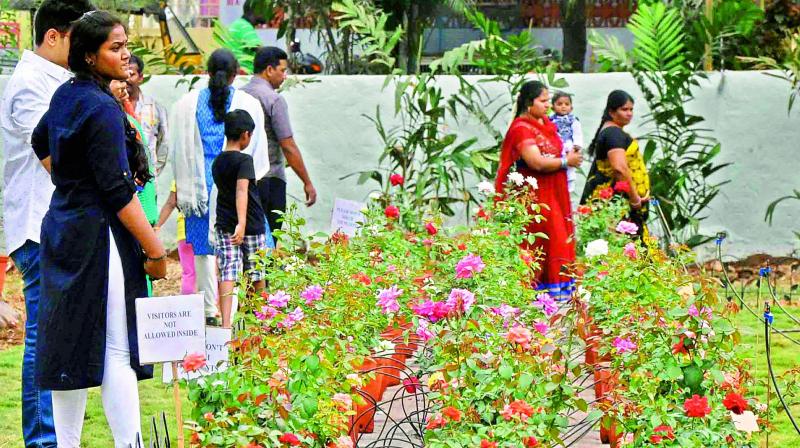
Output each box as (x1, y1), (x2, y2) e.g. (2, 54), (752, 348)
(764, 304), (800, 436)
(762, 273), (800, 327)
(716, 239), (800, 346)
(716, 237), (800, 436)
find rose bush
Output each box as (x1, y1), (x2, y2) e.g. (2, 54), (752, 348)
(575, 194), (763, 447)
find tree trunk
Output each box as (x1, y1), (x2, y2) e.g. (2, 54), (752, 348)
(407, 3), (420, 74)
(560, 0), (587, 72)
(398, 10), (409, 74)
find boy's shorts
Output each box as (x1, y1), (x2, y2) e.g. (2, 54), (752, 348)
(215, 230), (269, 282)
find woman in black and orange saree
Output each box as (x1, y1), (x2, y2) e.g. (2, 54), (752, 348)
(580, 90), (651, 234)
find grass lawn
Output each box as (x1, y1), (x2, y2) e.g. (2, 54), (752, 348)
(0, 345), (190, 447)
(732, 301), (800, 447)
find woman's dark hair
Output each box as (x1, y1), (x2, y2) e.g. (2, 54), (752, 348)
(68, 11), (126, 82)
(587, 90), (635, 156)
(34, 0), (94, 46)
(514, 81), (548, 118)
(129, 54), (145, 73)
(69, 11), (152, 185)
(552, 91), (572, 104)
(224, 109), (256, 140)
(207, 49), (239, 122)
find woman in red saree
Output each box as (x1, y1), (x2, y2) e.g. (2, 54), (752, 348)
(495, 81), (582, 300)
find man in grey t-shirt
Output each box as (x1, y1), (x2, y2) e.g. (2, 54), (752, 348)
(241, 46), (317, 235)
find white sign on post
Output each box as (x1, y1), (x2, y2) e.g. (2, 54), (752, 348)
(162, 327), (232, 382)
(136, 294), (206, 365)
(330, 198), (366, 237)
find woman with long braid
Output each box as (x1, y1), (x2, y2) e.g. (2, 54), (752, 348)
(170, 49), (269, 326)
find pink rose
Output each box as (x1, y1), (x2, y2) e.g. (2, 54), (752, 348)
(506, 326), (532, 349)
(182, 352), (207, 373)
(623, 242), (637, 259)
(615, 220), (639, 235)
(455, 253), (485, 279)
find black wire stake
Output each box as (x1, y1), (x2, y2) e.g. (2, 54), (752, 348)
(764, 303), (800, 436)
(162, 411), (171, 448)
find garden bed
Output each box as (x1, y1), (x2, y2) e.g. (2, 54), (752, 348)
(180, 181), (764, 447)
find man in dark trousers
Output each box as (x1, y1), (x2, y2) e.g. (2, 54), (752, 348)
(241, 46), (316, 236)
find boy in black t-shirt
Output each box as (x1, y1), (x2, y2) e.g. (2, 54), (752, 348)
(212, 109), (268, 327)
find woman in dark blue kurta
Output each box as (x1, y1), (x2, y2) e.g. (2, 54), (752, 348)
(31, 11), (167, 447)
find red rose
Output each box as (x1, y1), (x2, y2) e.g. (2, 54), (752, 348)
(519, 249), (535, 266)
(330, 230), (349, 246)
(577, 205), (592, 215)
(390, 173), (404, 186)
(190, 432), (201, 445)
(278, 432), (301, 446)
(425, 414), (447, 430)
(523, 436), (539, 447)
(457, 243), (467, 251)
(613, 181), (631, 194)
(203, 412), (214, 422)
(652, 425), (675, 441)
(723, 392), (748, 415)
(425, 222), (438, 235)
(498, 230), (510, 237)
(476, 208), (489, 220)
(480, 441), (498, 448)
(672, 335), (690, 355)
(441, 406), (462, 422)
(384, 205), (400, 219)
(403, 376), (420, 393)
(598, 187), (614, 200)
(684, 394), (711, 418)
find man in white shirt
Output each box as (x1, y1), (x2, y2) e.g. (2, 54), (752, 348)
(0, 1), (94, 446)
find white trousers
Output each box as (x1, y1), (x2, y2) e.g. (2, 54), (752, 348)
(194, 254), (219, 318)
(52, 230), (142, 448)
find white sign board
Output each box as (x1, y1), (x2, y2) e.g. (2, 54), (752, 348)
(731, 410), (760, 433)
(136, 294), (205, 365)
(163, 327), (232, 382)
(330, 198), (366, 237)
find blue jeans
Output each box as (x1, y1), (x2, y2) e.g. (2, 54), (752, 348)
(11, 240), (57, 447)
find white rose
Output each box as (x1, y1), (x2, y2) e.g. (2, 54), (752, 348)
(368, 192), (382, 201)
(525, 176), (538, 189)
(508, 172), (525, 186)
(477, 181), (495, 195)
(584, 239), (609, 257)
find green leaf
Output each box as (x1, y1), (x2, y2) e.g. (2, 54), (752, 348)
(518, 372), (534, 390)
(498, 363), (514, 379)
(305, 354), (320, 372)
